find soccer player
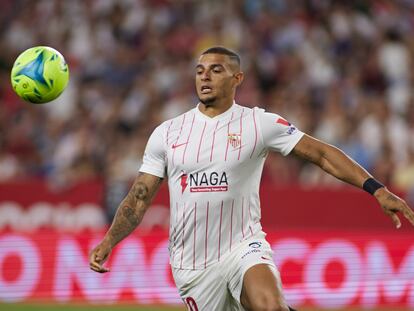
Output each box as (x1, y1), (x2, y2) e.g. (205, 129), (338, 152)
(89, 47), (414, 311)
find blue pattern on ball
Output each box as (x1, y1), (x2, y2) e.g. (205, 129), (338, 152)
(17, 51), (48, 87)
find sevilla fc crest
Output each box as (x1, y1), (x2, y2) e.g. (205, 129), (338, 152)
(228, 133), (241, 148)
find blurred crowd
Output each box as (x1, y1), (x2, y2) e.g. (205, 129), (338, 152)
(1, 0), (414, 206)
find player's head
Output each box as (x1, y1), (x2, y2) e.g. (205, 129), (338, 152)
(196, 46), (244, 106)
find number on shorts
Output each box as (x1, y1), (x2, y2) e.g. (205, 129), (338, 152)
(184, 297), (199, 311)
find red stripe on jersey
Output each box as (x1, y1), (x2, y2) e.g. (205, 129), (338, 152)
(230, 199), (234, 251)
(248, 201), (254, 237)
(218, 201), (223, 261)
(241, 197), (245, 238)
(172, 202), (178, 250)
(197, 121), (207, 163)
(204, 201), (209, 269)
(193, 202), (197, 270)
(166, 120), (173, 146)
(173, 114), (186, 166)
(180, 203), (185, 269)
(210, 120), (220, 162)
(224, 112), (234, 161)
(182, 113), (195, 164)
(238, 109), (244, 160)
(250, 108), (258, 158)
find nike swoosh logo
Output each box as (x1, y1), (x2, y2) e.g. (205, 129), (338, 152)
(172, 142), (187, 149)
(261, 256), (271, 261)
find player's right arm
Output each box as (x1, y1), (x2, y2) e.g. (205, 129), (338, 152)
(89, 172), (163, 273)
(89, 121), (167, 273)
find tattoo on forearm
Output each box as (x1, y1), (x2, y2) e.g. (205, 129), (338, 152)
(122, 206), (139, 225)
(107, 204), (142, 245)
(106, 175), (162, 246)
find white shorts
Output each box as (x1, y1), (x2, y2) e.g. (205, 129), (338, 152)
(172, 231), (281, 311)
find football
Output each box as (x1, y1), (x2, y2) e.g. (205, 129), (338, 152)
(10, 46), (69, 104)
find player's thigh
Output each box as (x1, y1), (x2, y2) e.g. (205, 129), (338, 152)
(225, 232), (289, 310)
(172, 266), (232, 310)
(240, 263), (288, 310)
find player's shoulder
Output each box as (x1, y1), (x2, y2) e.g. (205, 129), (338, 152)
(248, 106), (295, 131)
(166, 109), (190, 123)
(244, 105), (284, 119)
(152, 108), (198, 137)
(235, 105), (289, 126)
(158, 108), (195, 128)
(234, 104), (264, 116)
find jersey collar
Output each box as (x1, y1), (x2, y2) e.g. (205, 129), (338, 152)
(195, 101), (238, 121)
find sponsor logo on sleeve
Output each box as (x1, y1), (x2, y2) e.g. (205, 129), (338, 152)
(276, 117), (296, 135)
(276, 117), (291, 126)
(286, 126), (296, 135)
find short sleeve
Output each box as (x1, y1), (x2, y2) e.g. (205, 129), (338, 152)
(259, 111), (304, 156)
(139, 124), (167, 178)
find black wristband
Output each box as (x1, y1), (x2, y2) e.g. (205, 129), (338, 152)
(363, 178), (384, 195)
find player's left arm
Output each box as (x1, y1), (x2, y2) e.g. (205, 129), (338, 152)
(291, 134), (414, 228)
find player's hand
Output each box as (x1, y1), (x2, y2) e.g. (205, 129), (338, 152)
(89, 240), (112, 273)
(374, 187), (414, 229)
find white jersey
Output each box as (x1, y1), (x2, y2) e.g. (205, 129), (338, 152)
(139, 103), (304, 270)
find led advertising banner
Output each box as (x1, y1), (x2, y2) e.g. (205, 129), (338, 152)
(0, 230), (413, 308)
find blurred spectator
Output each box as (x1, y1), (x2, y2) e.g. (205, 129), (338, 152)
(0, 0), (413, 201)
(378, 29), (411, 114)
(393, 146), (414, 191)
(0, 143), (21, 181)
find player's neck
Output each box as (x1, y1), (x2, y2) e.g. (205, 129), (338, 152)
(198, 99), (234, 118)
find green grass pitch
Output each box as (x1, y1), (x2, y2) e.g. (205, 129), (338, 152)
(0, 304), (411, 311)
(0, 304), (184, 311)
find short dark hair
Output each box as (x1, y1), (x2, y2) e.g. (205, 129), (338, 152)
(201, 46), (240, 66)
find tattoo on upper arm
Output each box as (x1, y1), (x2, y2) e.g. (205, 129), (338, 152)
(128, 174), (162, 204)
(126, 174), (163, 215)
(132, 182), (149, 201)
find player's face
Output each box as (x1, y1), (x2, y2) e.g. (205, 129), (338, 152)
(195, 54), (242, 105)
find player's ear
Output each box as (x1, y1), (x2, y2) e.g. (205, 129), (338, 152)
(233, 71), (244, 87)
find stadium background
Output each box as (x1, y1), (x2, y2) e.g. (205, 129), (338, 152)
(1, 0), (414, 310)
